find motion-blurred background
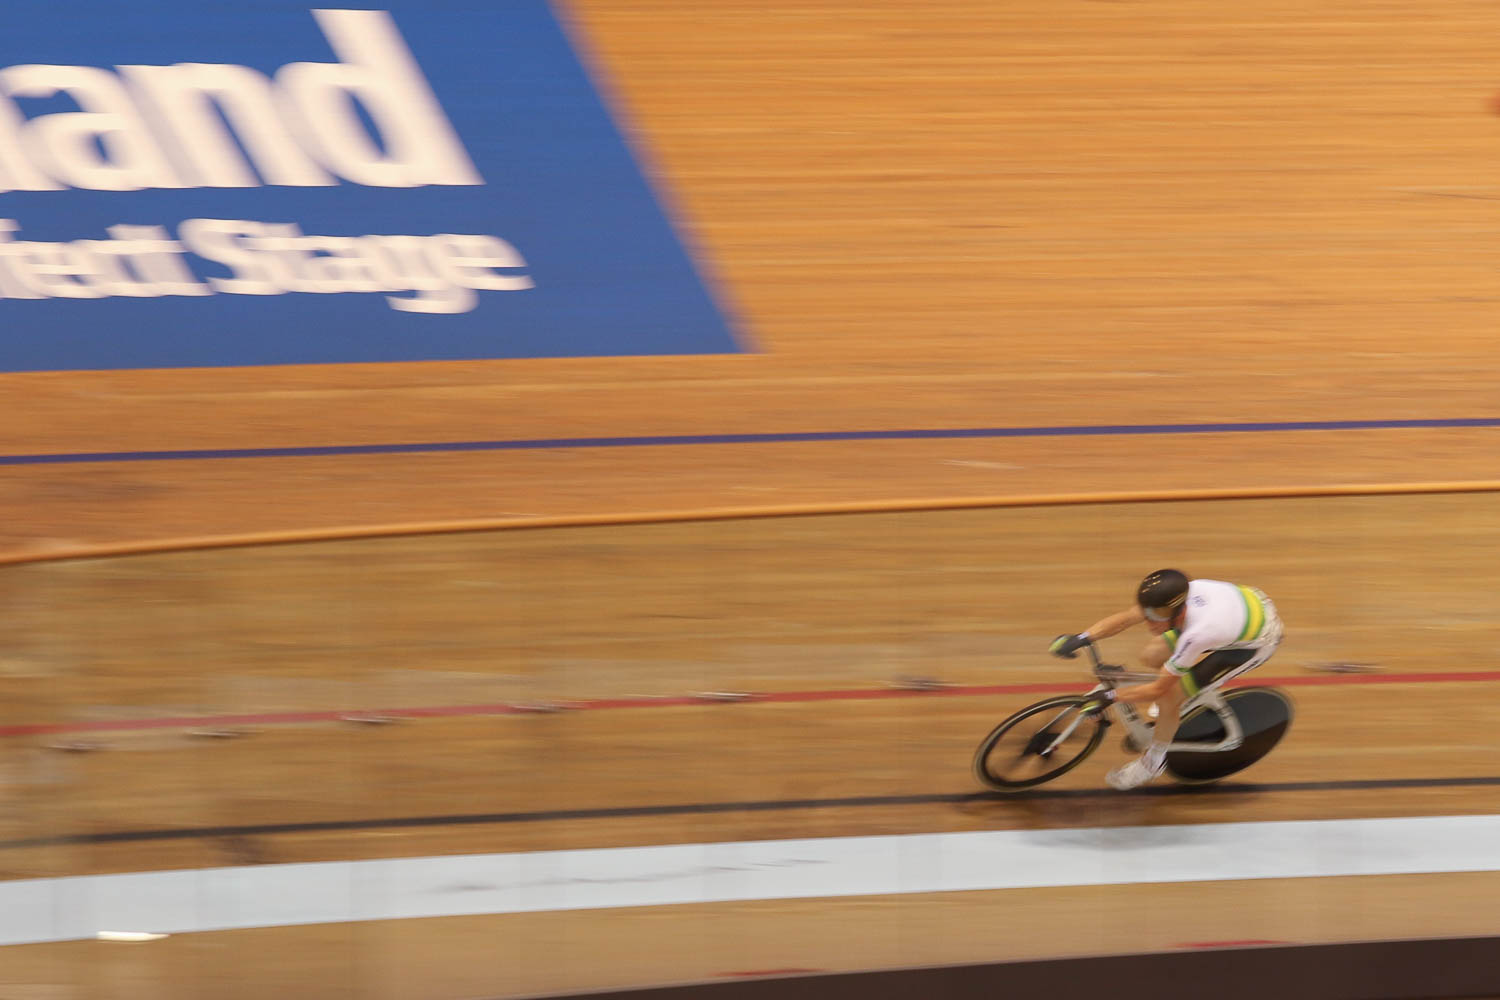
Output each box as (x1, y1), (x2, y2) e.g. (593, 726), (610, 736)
(3, 0), (1499, 997)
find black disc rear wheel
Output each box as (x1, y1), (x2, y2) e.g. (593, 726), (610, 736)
(1164, 687), (1294, 783)
(973, 695), (1107, 791)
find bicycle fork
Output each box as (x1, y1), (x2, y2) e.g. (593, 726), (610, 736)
(1037, 702), (1093, 757)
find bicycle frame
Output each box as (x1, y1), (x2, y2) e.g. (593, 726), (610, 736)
(1042, 642), (1244, 755)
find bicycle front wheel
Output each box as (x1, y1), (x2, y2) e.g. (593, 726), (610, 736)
(972, 695), (1107, 791)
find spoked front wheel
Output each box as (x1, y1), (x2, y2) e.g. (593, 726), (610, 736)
(973, 695), (1107, 791)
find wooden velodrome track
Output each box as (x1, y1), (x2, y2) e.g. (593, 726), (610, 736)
(4, 0), (1500, 997)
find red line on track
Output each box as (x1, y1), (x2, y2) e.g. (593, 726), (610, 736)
(3, 670), (1496, 739)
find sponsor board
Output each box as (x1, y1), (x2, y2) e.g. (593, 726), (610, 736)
(0, 2), (741, 370)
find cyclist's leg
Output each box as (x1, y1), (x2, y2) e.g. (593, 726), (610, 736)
(1180, 648), (1258, 707)
(1136, 632), (1179, 729)
(1105, 655), (1243, 790)
(1113, 627), (1282, 789)
(1180, 624), (1283, 708)
(1148, 675), (1186, 754)
(1107, 683), (1182, 788)
(1138, 635), (1170, 671)
(1108, 641), (1188, 789)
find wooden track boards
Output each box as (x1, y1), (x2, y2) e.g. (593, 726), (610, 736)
(4, 0), (1500, 996)
(5, 0), (1500, 550)
(2, 496), (1500, 996)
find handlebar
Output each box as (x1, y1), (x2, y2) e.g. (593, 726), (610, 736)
(1052, 635), (1105, 666)
(1056, 637), (1151, 686)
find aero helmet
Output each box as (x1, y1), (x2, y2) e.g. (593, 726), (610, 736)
(1137, 568), (1189, 622)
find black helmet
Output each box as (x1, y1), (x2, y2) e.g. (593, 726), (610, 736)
(1137, 568), (1189, 621)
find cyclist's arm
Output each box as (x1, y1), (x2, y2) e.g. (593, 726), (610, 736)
(1112, 668), (1179, 705)
(1115, 633), (1215, 704)
(1080, 606), (1146, 641)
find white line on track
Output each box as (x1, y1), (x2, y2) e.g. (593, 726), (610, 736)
(3, 814), (1498, 946)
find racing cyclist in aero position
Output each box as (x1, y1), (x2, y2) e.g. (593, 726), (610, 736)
(1048, 569), (1284, 790)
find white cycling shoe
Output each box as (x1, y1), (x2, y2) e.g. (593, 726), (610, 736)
(1107, 756), (1166, 790)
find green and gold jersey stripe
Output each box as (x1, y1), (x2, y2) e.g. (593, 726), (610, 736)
(1236, 586), (1266, 642)
(1180, 669), (1201, 698)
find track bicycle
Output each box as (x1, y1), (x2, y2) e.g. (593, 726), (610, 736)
(972, 639), (1293, 791)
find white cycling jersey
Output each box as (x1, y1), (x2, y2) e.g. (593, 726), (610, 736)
(1162, 578), (1282, 676)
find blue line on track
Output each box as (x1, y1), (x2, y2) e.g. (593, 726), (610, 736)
(6, 417), (1499, 466)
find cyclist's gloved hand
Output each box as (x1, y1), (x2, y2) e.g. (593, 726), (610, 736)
(1078, 689), (1117, 716)
(1049, 633), (1091, 659)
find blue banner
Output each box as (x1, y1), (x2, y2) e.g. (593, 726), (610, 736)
(0, 2), (742, 371)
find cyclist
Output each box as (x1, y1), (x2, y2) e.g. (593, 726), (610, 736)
(1048, 569), (1284, 790)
